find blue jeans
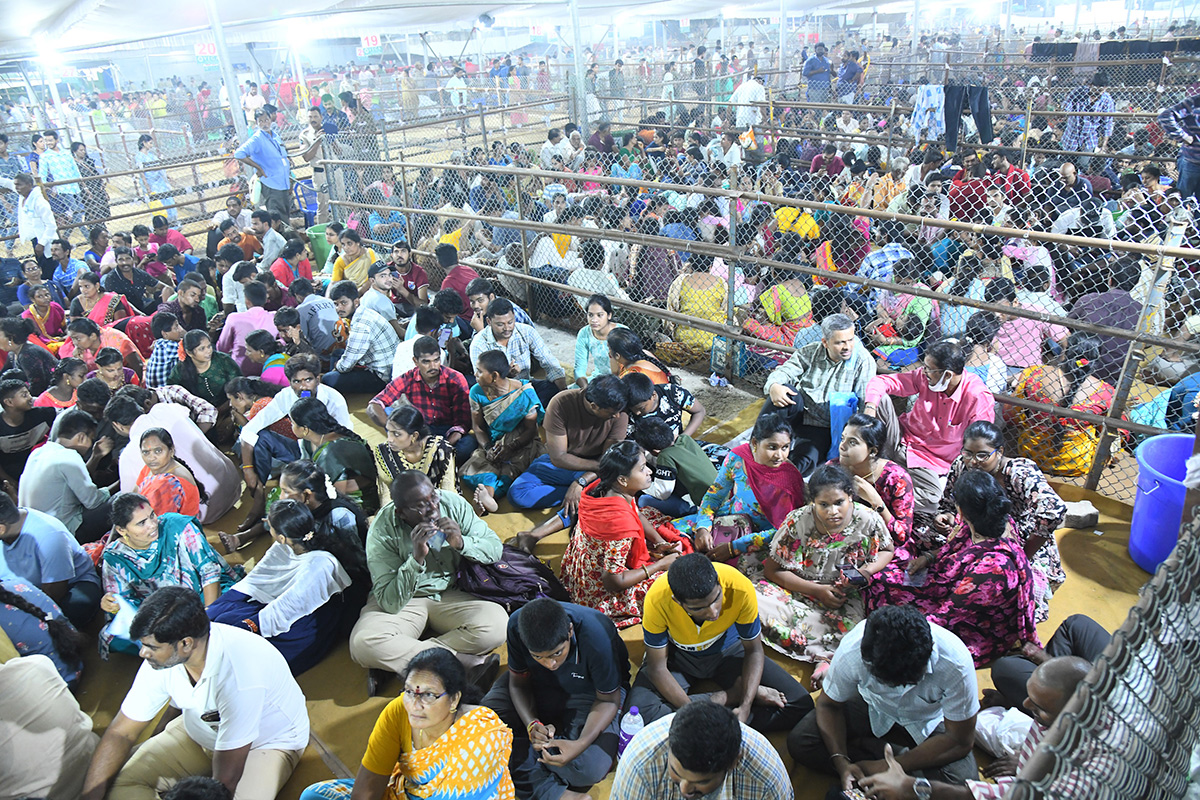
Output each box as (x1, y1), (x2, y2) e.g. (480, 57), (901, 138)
(252, 429), (302, 484)
(429, 423), (479, 463)
(1178, 157), (1200, 201)
(508, 454), (584, 520)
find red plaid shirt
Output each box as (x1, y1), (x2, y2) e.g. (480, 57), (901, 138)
(372, 366), (471, 430)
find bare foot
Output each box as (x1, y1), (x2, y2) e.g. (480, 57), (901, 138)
(709, 689), (729, 706)
(512, 531), (539, 554)
(755, 685), (787, 707)
(560, 792), (592, 800)
(811, 661), (831, 692)
(474, 485), (498, 515)
(218, 531), (241, 554)
(980, 688), (1012, 709)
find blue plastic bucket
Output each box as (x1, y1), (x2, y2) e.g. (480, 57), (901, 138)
(1129, 434), (1192, 573)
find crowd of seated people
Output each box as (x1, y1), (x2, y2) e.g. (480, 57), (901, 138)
(0, 55), (1174, 800)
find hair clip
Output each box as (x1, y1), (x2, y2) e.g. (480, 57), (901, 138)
(324, 475), (337, 499)
(44, 614), (53, 623)
(303, 532), (315, 542)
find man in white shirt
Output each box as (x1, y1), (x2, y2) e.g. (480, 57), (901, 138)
(730, 74), (767, 127)
(718, 131), (743, 169)
(80, 586), (309, 800)
(18, 409), (116, 543)
(789, 605), (980, 790)
(539, 128), (572, 170)
(10, 172), (58, 261)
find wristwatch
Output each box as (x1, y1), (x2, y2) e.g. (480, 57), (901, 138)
(913, 777), (932, 800)
(575, 474), (591, 488)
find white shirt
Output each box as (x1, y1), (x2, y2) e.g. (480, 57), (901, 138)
(720, 143), (743, 168)
(17, 187), (58, 245)
(238, 383), (351, 448)
(221, 269), (246, 312)
(210, 209), (252, 230)
(120, 623), (309, 752)
(232, 543), (350, 638)
(18, 441), (110, 535)
(730, 79), (767, 127)
(823, 620), (980, 743)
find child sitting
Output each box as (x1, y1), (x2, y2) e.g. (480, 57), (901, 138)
(632, 416), (717, 519)
(144, 311), (185, 389)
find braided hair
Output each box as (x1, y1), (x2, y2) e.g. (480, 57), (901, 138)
(289, 397), (364, 443)
(51, 357), (87, 388)
(607, 327), (675, 385)
(0, 583), (86, 668)
(279, 460), (370, 545)
(139, 427), (210, 503)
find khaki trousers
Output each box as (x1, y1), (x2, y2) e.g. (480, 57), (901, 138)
(109, 717), (303, 800)
(348, 589), (508, 674)
(873, 393), (949, 518)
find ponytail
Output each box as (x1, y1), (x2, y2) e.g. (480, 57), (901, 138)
(0, 585), (86, 667)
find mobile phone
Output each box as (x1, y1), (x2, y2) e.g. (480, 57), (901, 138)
(543, 746), (561, 756)
(438, 327), (452, 348)
(838, 564), (868, 587)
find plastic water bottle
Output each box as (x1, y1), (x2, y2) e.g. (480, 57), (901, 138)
(618, 706), (644, 755)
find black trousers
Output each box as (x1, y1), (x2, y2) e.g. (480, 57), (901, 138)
(944, 86), (993, 154)
(990, 614), (1111, 709)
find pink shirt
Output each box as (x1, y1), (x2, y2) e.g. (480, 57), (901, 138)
(865, 370), (996, 473)
(216, 306), (277, 372)
(992, 304), (1069, 368)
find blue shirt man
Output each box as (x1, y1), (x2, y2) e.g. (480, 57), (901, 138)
(234, 113), (290, 192)
(836, 53), (863, 101)
(803, 44), (833, 101)
(49, 239), (89, 295)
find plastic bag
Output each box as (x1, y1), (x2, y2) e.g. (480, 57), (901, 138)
(976, 706), (1035, 757)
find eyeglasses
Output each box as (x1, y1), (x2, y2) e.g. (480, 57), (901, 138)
(960, 448), (998, 463)
(402, 689), (447, 706)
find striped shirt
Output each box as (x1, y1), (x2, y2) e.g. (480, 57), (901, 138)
(611, 714), (793, 800)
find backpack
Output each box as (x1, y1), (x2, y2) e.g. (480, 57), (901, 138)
(456, 544), (572, 614)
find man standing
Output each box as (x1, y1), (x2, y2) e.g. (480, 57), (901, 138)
(367, 336), (476, 462)
(836, 50), (864, 104)
(626, 554), (811, 735)
(803, 42), (833, 102)
(235, 108), (292, 220)
(1159, 86), (1200, 200)
(324, 279), (401, 394)
(730, 74), (767, 128)
(9, 176), (57, 268)
(469, 298), (566, 408)
(1060, 72), (1115, 173)
(241, 81), (266, 123)
(299, 106), (330, 223)
(80, 586), (309, 800)
(349, 470), (507, 694)
(484, 599), (628, 800)
(863, 338), (995, 517)
(611, 701), (791, 800)
(763, 313), (877, 474)
(790, 605), (980, 792)
(37, 130), (84, 232)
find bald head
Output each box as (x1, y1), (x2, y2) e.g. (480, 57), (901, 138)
(1025, 656), (1092, 727)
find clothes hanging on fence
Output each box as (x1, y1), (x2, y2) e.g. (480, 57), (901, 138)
(911, 84), (946, 141)
(944, 86), (993, 154)
(1074, 41), (1100, 74)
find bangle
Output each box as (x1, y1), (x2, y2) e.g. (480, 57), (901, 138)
(830, 753), (851, 764)
(643, 566), (651, 581)
(527, 720), (541, 734)
(241, 465), (255, 470)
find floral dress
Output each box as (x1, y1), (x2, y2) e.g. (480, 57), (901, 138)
(830, 458), (915, 546)
(671, 450), (773, 542)
(756, 506), (892, 663)
(939, 457), (1067, 620)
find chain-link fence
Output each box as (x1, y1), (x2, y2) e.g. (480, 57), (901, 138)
(315, 153), (1199, 505)
(1009, 485), (1200, 800)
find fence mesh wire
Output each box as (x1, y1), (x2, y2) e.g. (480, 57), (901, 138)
(2, 55), (1198, 509)
(1008, 502), (1200, 800)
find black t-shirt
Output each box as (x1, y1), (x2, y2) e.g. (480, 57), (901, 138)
(631, 383), (694, 439)
(0, 406), (55, 478)
(506, 602), (629, 698)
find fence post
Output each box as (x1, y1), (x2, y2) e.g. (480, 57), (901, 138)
(479, 105), (489, 153)
(1020, 97), (1033, 170)
(1084, 205), (1188, 489)
(724, 166), (740, 381)
(379, 115), (392, 163)
(513, 182), (537, 320)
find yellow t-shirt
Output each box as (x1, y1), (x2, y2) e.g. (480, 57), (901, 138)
(641, 562), (761, 653)
(332, 248), (378, 289)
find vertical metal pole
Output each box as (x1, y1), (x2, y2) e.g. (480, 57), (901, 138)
(291, 46), (306, 114)
(204, 0), (248, 141)
(725, 166), (739, 381)
(1073, 0), (1083, 36)
(911, 0), (920, 63)
(653, 20), (658, 51)
(1006, 0), (1014, 42)
(568, 0), (590, 135)
(614, 21), (620, 61)
(721, 14), (726, 50)
(513, 181), (536, 320)
(479, 105), (489, 151)
(40, 63), (70, 143)
(780, 0), (787, 76)
(145, 55), (154, 90)
(1019, 97), (1032, 168)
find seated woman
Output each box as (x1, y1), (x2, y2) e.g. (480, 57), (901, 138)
(742, 267), (814, 360)
(931, 421), (1067, 619)
(22, 284), (67, 353)
(831, 413), (915, 546)
(665, 253), (726, 351)
(573, 294), (625, 390)
(244, 329), (289, 387)
(290, 397), (380, 516)
(70, 270), (135, 327)
(962, 312), (1008, 394)
(35, 357), (88, 411)
(608, 327), (673, 386)
(460, 350), (544, 515)
(1010, 333), (1124, 477)
(559, 441), (686, 629)
(134, 427), (209, 518)
(226, 376), (283, 431)
(207, 499), (368, 675)
(678, 412), (807, 559)
(88, 346), (142, 390)
(299, 647), (515, 800)
(869, 257), (940, 369)
(168, 330), (241, 443)
(269, 237), (314, 289)
(0, 317), (59, 396)
(0, 578), (87, 685)
(376, 406), (456, 493)
(811, 213), (869, 287)
(98, 491), (241, 657)
(867, 469), (1041, 667)
(17, 258), (67, 309)
(756, 464), (893, 668)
